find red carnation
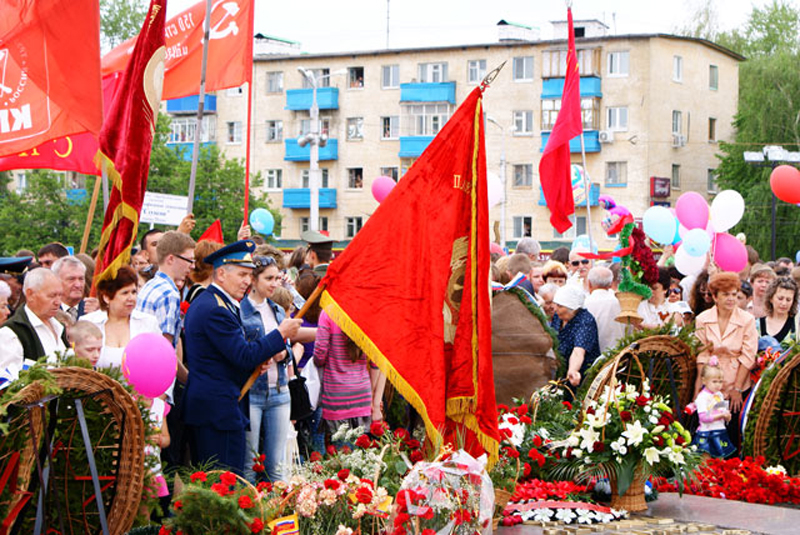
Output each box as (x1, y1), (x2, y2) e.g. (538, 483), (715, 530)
(355, 434), (372, 449)
(520, 415), (532, 424)
(453, 509), (473, 525)
(158, 527), (171, 535)
(356, 485), (373, 504)
(220, 471), (237, 486)
(523, 462), (532, 477)
(562, 401), (572, 410)
(190, 471), (207, 483)
(310, 451), (322, 462)
(174, 500), (183, 510)
(505, 447), (520, 459)
(516, 404), (529, 416)
(211, 482), (229, 497)
(422, 530), (436, 535)
(180, 301), (190, 315)
(238, 495), (254, 509)
(404, 439), (421, 450)
(341, 445), (352, 454)
(338, 468), (350, 480)
(256, 481), (272, 493)
(249, 518), (264, 533)
(324, 478), (341, 491)
(528, 448), (546, 468)
(394, 512), (411, 527)
(418, 505), (434, 519)
(532, 435), (543, 447)
(252, 463), (265, 473)
(497, 404), (510, 413)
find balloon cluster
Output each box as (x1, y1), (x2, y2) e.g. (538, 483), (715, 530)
(641, 190), (747, 276)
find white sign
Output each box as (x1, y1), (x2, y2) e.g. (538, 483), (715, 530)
(140, 192), (188, 226)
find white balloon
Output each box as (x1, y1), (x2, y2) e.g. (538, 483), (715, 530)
(710, 190), (745, 233)
(487, 172), (504, 208)
(674, 245), (706, 276)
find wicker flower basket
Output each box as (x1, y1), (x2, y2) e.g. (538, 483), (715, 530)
(616, 292), (644, 324)
(608, 465), (648, 512)
(492, 488), (513, 530)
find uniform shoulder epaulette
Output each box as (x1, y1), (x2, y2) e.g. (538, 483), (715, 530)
(214, 294), (227, 308)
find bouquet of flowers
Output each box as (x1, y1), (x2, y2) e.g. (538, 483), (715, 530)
(388, 449), (494, 535)
(618, 224), (657, 301)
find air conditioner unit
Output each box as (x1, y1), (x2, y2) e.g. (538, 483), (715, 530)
(672, 134), (686, 148)
(598, 130), (613, 143)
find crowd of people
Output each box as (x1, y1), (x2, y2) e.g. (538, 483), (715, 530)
(1, 227), (799, 510)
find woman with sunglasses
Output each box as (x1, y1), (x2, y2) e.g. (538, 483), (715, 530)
(637, 267), (685, 330)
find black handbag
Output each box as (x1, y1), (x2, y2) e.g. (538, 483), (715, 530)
(288, 351), (314, 421)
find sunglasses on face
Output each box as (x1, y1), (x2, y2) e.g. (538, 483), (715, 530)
(669, 288), (682, 295)
(253, 256), (276, 268)
(570, 259), (590, 266)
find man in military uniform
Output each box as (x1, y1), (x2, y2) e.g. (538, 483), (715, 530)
(0, 256), (33, 314)
(182, 240), (301, 474)
(301, 230), (335, 276)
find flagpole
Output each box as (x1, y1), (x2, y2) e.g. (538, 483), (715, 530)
(243, 0), (256, 224)
(186, 0), (214, 215)
(579, 133), (595, 252)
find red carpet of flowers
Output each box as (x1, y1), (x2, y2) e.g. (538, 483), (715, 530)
(653, 457), (800, 505)
(509, 479), (590, 502)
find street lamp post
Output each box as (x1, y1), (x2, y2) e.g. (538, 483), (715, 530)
(487, 116), (507, 248)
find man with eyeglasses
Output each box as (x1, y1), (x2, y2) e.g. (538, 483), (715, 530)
(568, 249), (593, 294)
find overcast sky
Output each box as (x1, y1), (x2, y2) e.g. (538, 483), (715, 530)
(166, 0), (785, 54)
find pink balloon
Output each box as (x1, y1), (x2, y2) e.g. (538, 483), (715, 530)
(371, 176), (396, 204)
(713, 232), (748, 272)
(122, 333), (177, 398)
(675, 192), (709, 230)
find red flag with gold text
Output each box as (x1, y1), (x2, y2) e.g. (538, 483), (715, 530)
(101, 0), (253, 100)
(93, 0), (166, 285)
(319, 87), (499, 463)
(0, 0), (103, 157)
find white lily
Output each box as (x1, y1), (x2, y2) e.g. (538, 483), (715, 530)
(555, 508), (577, 523)
(644, 446), (661, 465)
(578, 427), (600, 451)
(532, 508), (554, 523)
(667, 448), (685, 465)
(622, 420), (647, 447)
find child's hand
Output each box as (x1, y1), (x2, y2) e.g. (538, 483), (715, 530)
(721, 409), (731, 422)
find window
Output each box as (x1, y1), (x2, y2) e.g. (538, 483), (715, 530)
(513, 164), (533, 187)
(542, 48), (600, 77)
(348, 66), (364, 88)
(346, 217), (363, 238)
(607, 107), (628, 131)
(553, 215), (586, 239)
(467, 59), (486, 83)
(346, 117), (364, 140)
(299, 118), (331, 136)
(400, 158), (416, 177)
(513, 216), (533, 238)
(168, 115), (216, 143)
(301, 217), (328, 233)
(347, 168), (364, 189)
(512, 56), (534, 81)
(607, 51), (629, 77)
(266, 71), (283, 93)
(380, 116), (399, 139)
(512, 110), (534, 135)
(672, 110), (682, 135)
(605, 162), (627, 186)
(709, 65), (719, 90)
(301, 68), (330, 88)
(541, 98), (600, 131)
(15, 171), (26, 194)
(301, 169), (329, 188)
(380, 166), (399, 181)
(708, 117), (717, 142)
(265, 120), (283, 142)
(226, 121), (242, 144)
(403, 103), (451, 136)
(707, 169), (718, 192)
(382, 64), (399, 88)
(226, 85), (244, 96)
(673, 56), (683, 82)
(418, 62), (448, 83)
(265, 169), (282, 189)
(671, 164), (681, 189)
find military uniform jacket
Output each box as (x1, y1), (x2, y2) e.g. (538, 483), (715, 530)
(182, 284), (286, 431)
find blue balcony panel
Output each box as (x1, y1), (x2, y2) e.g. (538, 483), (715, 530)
(400, 82), (456, 104)
(167, 141), (217, 161)
(284, 138), (338, 161)
(166, 94), (217, 114)
(285, 87), (339, 111)
(540, 131), (600, 153)
(538, 183), (601, 207)
(398, 136), (434, 158)
(282, 188), (337, 209)
(541, 76), (602, 99)
(66, 189), (87, 205)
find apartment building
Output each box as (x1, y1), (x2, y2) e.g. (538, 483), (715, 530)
(168, 24), (742, 250)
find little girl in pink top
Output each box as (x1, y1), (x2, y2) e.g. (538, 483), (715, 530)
(692, 356), (736, 458)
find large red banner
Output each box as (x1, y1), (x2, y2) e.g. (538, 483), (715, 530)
(0, 0), (103, 158)
(102, 0), (253, 100)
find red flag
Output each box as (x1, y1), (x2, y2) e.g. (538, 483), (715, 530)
(319, 87), (499, 463)
(538, 8), (583, 234)
(198, 219), (224, 244)
(101, 0), (253, 100)
(0, 0), (103, 157)
(0, 74), (121, 175)
(93, 0), (166, 286)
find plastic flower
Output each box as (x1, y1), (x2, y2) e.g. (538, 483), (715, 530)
(622, 420), (647, 447)
(555, 508), (577, 523)
(644, 447), (661, 466)
(576, 509), (596, 524)
(532, 508), (554, 522)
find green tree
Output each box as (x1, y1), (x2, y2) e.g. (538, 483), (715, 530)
(100, 0), (148, 49)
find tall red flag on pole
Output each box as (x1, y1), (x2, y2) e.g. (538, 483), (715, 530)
(93, 0), (167, 286)
(538, 7), (582, 233)
(319, 86), (499, 463)
(0, 0), (103, 158)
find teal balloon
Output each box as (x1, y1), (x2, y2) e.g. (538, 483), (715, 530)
(683, 228), (711, 257)
(642, 206), (677, 244)
(671, 222), (682, 245)
(249, 208), (275, 236)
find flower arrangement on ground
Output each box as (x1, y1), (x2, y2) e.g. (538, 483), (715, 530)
(551, 380), (702, 511)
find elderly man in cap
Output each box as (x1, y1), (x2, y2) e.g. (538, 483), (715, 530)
(182, 240), (302, 474)
(302, 230), (335, 276)
(550, 284), (601, 388)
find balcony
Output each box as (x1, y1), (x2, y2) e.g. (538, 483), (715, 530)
(538, 182), (600, 207)
(167, 141), (217, 160)
(400, 82), (456, 104)
(398, 136), (434, 158)
(166, 94), (217, 114)
(540, 131), (600, 153)
(541, 76), (602, 99)
(284, 138), (338, 161)
(282, 188), (337, 209)
(285, 87), (339, 111)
